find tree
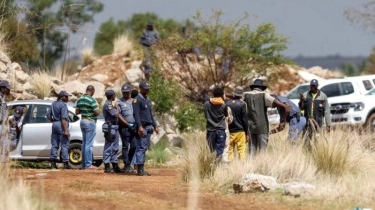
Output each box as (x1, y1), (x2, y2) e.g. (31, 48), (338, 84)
(156, 10), (290, 102)
(345, 1), (375, 32)
(1, 0), (103, 68)
(93, 12), (186, 55)
(363, 47), (375, 74)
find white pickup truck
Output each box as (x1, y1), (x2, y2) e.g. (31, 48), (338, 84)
(268, 75), (375, 127)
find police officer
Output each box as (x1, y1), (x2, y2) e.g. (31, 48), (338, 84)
(117, 83), (138, 173)
(269, 95), (307, 143)
(140, 21), (160, 80)
(46, 90), (71, 169)
(0, 80), (11, 164)
(133, 81), (159, 176)
(102, 90), (126, 173)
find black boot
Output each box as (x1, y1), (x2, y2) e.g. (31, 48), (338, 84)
(63, 162), (71, 169)
(123, 163), (133, 173)
(104, 163), (112, 173)
(112, 163), (125, 173)
(137, 164), (150, 176)
(50, 161), (58, 170)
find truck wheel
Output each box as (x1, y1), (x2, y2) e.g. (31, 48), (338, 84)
(68, 142), (83, 169)
(365, 113), (375, 133)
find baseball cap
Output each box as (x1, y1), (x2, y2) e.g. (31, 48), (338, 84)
(121, 83), (131, 93)
(310, 79), (319, 86)
(0, 80), (11, 89)
(58, 90), (71, 97)
(105, 90), (116, 97)
(139, 81), (150, 90)
(13, 106), (24, 118)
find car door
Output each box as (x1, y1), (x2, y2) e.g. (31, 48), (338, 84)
(21, 104), (53, 157)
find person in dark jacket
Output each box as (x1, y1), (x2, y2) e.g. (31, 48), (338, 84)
(299, 79), (331, 146)
(226, 86), (249, 161)
(204, 87), (228, 160)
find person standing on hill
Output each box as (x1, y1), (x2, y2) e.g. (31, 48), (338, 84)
(46, 91), (71, 169)
(298, 79), (331, 147)
(140, 21), (160, 80)
(226, 86), (249, 161)
(244, 79), (291, 155)
(204, 87), (228, 161)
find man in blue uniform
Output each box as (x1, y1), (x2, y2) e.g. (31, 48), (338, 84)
(133, 81), (159, 176)
(46, 91), (71, 169)
(102, 90), (126, 173)
(269, 95), (307, 143)
(140, 21), (160, 80)
(117, 83), (138, 173)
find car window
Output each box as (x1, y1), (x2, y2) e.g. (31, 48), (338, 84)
(366, 88), (375, 95)
(28, 105), (50, 124)
(287, 85), (310, 99)
(68, 111), (80, 122)
(362, 80), (373, 90)
(340, 82), (354, 95)
(321, 83), (341, 97)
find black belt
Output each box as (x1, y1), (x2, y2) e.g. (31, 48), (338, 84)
(141, 122), (152, 127)
(107, 121), (118, 125)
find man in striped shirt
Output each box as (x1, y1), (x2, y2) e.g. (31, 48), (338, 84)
(75, 85), (100, 169)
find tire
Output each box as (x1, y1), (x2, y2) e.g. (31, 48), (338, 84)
(68, 142), (83, 169)
(365, 113), (375, 133)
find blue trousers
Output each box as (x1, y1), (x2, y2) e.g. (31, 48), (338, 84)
(206, 130), (226, 158)
(119, 127), (138, 165)
(80, 119), (96, 168)
(135, 125), (153, 165)
(289, 116), (307, 142)
(103, 128), (119, 164)
(50, 121), (69, 162)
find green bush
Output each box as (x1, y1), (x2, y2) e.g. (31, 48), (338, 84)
(174, 102), (205, 133)
(146, 136), (171, 164)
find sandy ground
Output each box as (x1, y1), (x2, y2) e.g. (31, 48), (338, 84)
(9, 168), (317, 210)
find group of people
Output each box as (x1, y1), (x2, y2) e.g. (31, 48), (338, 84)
(204, 78), (331, 161)
(47, 81), (158, 176)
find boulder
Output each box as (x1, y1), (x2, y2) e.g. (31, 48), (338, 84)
(22, 82), (34, 92)
(150, 129), (166, 145)
(91, 74), (108, 83)
(50, 83), (63, 96)
(11, 62), (22, 71)
(15, 70), (29, 83)
(281, 182), (316, 197)
(166, 134), (183, 147)
(0, 72), (8, 80)
(0, 51), (11, 64)
(60, 80), (86, 96)
(125, 68), (144, 83)
(0, 62), (7, 73)
(84, 81), (105, 98)
(233, 174), (278, 193)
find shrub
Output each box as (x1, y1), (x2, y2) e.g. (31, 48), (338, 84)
(113, 34), (133, 57)
(29, 71), (52, 99)
(81, 47), (97, 66)
(146, 136), (171, 165)
(174, 102), (205, 133)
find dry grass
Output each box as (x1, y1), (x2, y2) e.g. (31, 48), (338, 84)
(29, 70), (52, 98)
(179, 128), (375, 207)
(81, 47), (97, 66)
(0, 172), (56, 209)
(0, 31), (8, 53)
(113, 33), (133, 57)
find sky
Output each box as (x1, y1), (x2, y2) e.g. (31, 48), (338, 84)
(72, 0), (375, 57)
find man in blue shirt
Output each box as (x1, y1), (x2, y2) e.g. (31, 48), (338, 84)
(133, 81), (159, 176)
(46, 91), (71, 169)
(117, 83), (138, 173)
(269, 95), (307, 142)
(140, 21), (160, 80)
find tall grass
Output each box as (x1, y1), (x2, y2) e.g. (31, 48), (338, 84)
(113, 34), (133, 57)
(81, 47), (97, 66)
(29, 70), (52, 98)
(0, 32), (8, 53)
(179, 128), (375, 206)
(146, 136), (171, 165)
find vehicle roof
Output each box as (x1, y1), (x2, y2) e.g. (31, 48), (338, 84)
(298, 77), (357, 86)
(7, 100), (76, 107)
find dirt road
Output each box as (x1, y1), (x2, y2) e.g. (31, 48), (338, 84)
(12, 168), (311, 210)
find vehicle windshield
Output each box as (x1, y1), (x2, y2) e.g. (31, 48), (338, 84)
(286, 85), (310, 99)
(366, 88), (375, 96)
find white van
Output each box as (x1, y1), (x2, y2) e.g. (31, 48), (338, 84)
(268, 75), (375, 125)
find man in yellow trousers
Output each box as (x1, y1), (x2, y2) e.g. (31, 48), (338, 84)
(226, 87), (249, 161)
